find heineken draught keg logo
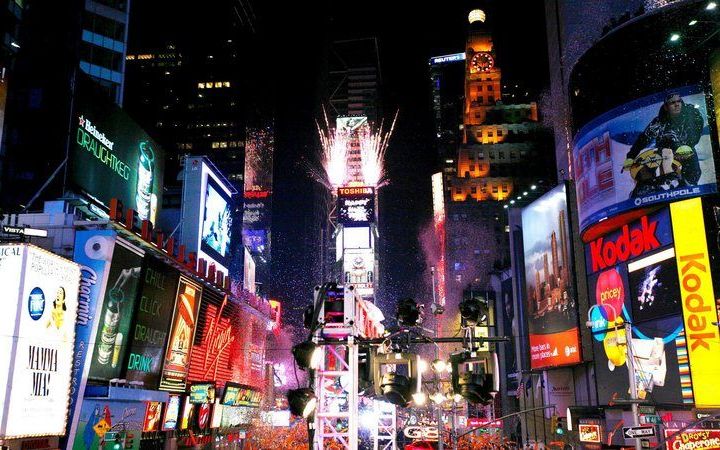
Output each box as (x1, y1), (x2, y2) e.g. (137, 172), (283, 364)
(76, 115), (131, 180)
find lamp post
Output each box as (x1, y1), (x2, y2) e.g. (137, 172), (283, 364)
(586, 304), (641, 450)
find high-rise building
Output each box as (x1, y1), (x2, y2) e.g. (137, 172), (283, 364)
(429, 52), (465, 166)
(441, 10), (555, 314)
(0, 0), (131, 209)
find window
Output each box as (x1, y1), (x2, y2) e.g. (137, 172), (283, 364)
(492, 185), (499, 193)
(502, 184), (508, 192)
(498, 152), (505, 159)
(487, 85), (493, 91)
(456, 188), (462, 194)
(510, 152), (517, 158)
(471, 187), (477, 194)
(468, 153), (474, 161)
(469, 164), (475, 171)
(477, 85), (483, 92)
(488, 95), (495, 103)
(497, 129), (503, 136)
(488, 131), (494, 137)
(477, 96), (483, 103)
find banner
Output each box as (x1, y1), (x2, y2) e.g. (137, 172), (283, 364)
(125, 258), (180, 389)
(670, 198), (720, 408)
(159, 277), (202, 392)
(67, 231), (117, 448)
(522, 184), (581, 369)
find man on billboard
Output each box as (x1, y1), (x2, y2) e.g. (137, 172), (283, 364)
(623, 93), (703, 195)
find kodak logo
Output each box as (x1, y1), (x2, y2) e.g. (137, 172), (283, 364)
(679, 253), (717, 351)
(590, 216), (660, 272)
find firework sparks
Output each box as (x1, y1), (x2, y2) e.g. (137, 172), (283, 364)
(359, 111), (397, 188)
(316, 110), (348, 190)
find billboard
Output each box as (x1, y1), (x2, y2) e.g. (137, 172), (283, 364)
(521, 184), (581, 369)
(159, 276), (202, 392)
(162, 395), (180, 431)
(142, 402), (162, 432)
(188, 290), (240, 387)
(669, 198), (720, 407)
(181, 157), (235, 276)
(88, 242), (144, 381)
(70, 84), (164, 224)
(0, 245), (80, 438)
(586, 207), (692, 405)
(221, 383), (262, 408)
(67, 230), (117, 443)
(573, 85), (716, 231)
(72, 399), (143, 450)
(664, 429), (720, 450)
(432, 172), (447, 307)
(124, 257), (180, 389)
(242, 126), (274, 260)
(343, 248), (375, 298)
(338, 186), (375, 226)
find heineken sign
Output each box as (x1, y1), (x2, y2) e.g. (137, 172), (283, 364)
(69, 82), (164, 224)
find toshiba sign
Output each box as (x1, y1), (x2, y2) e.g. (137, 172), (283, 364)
(670, 198), (720, 408)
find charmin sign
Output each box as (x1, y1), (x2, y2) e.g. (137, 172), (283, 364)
(670, 198), (720, 408)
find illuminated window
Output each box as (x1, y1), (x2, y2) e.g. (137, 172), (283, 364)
(497, 129), (503, 136)
(223, 81), (230, 87)
(215, 81), (222, 88)
(488, 131), (493, 137)
(205, 81), (213, 88)
(212, 142), (219, 149)
(502, 184), (508, 192)
(198, 82), (205, 89)
(126, 54), (135, 60)
(220, 142), (227, 148)
(492, 185), (498, 193)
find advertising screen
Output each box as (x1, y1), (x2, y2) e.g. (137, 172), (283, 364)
(0, 246), (81, 438)
(88, 241), (144, 381)
(669, 198), (720, 408)
(343, 249), (375, 298)
(201, 177), (233, 265)
(521, 184), (581, 369)
(69, 82), (165, 224)
(162, 395), (180, 431)
(188, 290), (240, 387)
(189, 383), (216, 404)
(664, 429), (720, 450)
(142, 402), (163, 432)
(125, 257), (180, 389)
(586, 207), (692, 405)
(221, 383), (262, 408)
(242, 126), (274, 260)
(573, 85), (716, 231)
(67, 230), (117, 442)
(181, 157), (234, 276)
(72, 399), (144, 450)
(338, 186), (375, 226)
(159, 277), (202, 392)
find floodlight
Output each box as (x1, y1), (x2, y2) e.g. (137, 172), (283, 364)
(287, 388), (317, 418)
(292, 341), (322, 370)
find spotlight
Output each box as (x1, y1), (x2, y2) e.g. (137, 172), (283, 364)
(707, 1), (717, 10)
(503, 205), (508, 209)
(287, 388), (317, 418)
(458, 372), (493, 404)
(431, 359), (447, 373)
(530, 184), (537, 190)
(669, 33), (681, 42)
(418, 358), (429, 374)
(689, 19), (698, 25)
(412, 392), (427, 406)
(292, 341), (322, 370)
(459, 296), (488, 326)
(380, 372), (412, 406)
(397, 298), (420, 326)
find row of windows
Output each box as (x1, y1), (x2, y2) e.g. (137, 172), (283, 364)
(198, 81), (231, 89)
(466, 150), (528, 161)
(476, 84), (494, 92)
(83, 12), (125, 42)
(177, 143), (193, 150)
(211, 141), (242, 149)
(80, 43), (123, 71)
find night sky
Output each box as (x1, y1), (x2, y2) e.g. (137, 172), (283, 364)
(128, 1), (550, 326)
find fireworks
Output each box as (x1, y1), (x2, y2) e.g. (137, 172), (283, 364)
(316, 109), (397, 191)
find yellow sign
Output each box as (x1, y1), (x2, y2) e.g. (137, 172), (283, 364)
(578, 424), (601, 443)
(670, 198), (720, 408)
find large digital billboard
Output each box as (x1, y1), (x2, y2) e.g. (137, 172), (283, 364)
(242, 126), (274, 261)
(181, 157), (235, 277)
(0, 245), (81, 439)
(69, 83), (165, 224)
(88, 241), (144, 381)
(125, 257), (180, 389)
(338, 186), (375, 226)
(159, 276), (202, 392)
(573, 85), (716, 231)
(521, 184), (582, 369)
(585, 207), (700, 405)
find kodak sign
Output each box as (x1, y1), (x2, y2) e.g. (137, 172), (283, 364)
(670, 198), (720, 408)
(589, 216), (660, 272)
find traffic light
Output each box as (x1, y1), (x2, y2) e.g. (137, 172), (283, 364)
(551, 415), (558, 434)
(556, 417), (565, 435)
(396, 298), (420, 326)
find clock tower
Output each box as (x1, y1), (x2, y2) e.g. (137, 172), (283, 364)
(464, 11), (501, 128)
